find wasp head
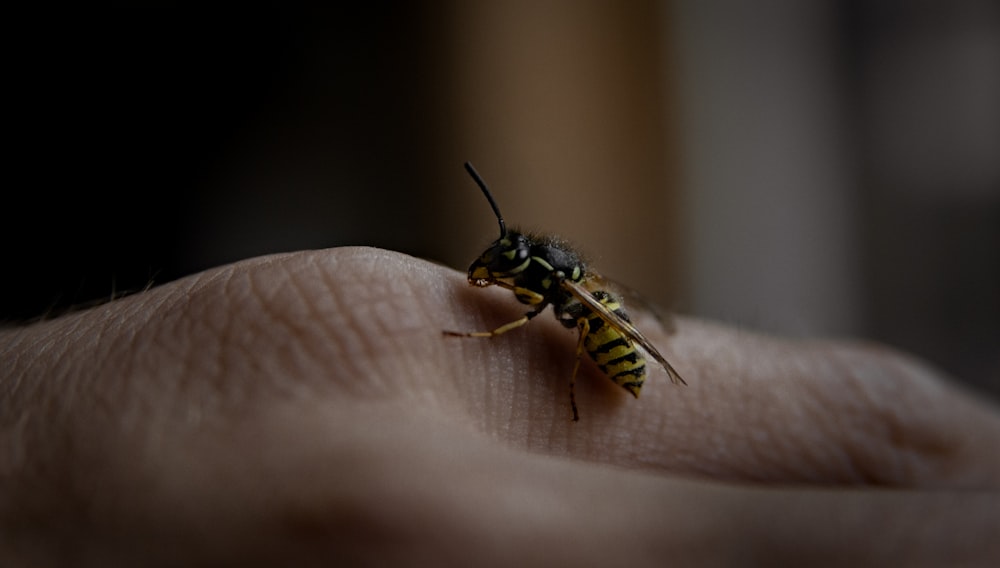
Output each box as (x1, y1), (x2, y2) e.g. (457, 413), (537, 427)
(462, 162), (531, 286)
(468, 232), (532, 286)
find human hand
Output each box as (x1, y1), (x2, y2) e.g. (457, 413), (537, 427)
(3, 247), (998, 566)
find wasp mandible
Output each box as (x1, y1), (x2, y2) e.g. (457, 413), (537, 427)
(444, 162), (686, 421)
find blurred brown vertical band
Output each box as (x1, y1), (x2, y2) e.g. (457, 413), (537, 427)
(432, 0), (684, 307)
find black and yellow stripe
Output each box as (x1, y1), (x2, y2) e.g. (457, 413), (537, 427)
(580, 292), (645, 397)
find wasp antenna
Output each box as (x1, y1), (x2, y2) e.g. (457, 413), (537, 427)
(464, 162), (507, 238)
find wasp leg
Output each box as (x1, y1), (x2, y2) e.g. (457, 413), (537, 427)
(443, 309), (542, 338)
(568, 316), (590, 422)
(489, 280), (546, 307)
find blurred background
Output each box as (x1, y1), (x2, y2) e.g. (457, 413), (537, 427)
(4, 1), (998, 396)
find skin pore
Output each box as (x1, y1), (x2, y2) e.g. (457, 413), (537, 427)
(2, 247), (999, 566)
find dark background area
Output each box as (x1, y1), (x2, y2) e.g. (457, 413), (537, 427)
(3, 2), (998, 398)
(4, 4), (444, 317)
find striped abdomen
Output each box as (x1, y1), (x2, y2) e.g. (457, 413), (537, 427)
(581, 292), (645, 397)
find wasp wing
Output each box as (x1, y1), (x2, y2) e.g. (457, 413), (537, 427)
(561, 278), (687, 386)
(582, 270), (678, 335)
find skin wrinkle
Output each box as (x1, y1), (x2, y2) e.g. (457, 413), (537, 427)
(316, 254), (398, 399)
(745, 344), (897, 485)
(313, 258), (382, 398)
(148, 300), (206, 411)
(467, 329), (508, 432)
(0, 327), (45, 409)
(659, 352), (734, 477)
(818, 345), (908, 485)
(443, 278), (530, 432)
(172, 283), (231, 420)
(409, 273), (476, 412)
(0, 322), (78, 477)
(682, 325), (758, 471)
(0, 332), (28, 401)
(85, 308), (149, 432)
(1, 347), (39, 477)
(295, 258), (357, 362)
(690, 336), (872, 484)
(319, 248), (467, 408)
(72, 299), (183, 484)
(33, 323), (90, 434)
(650, 330), (774, 480)
(138, 266), (267, 417)
(211, 258), (348, 405)
(188, 270), (250, 409)
(778, 346), (865, 483)
(716, 354), (781, 479)
(887, 361), (994, 487)
(201, 273), (235, 403)
(255, 261), (339, 395)
(827, 345), (966, 486)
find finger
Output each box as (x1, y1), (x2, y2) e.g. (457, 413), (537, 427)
(5, 247), (1000, 490)
(12, 400), (995, 566)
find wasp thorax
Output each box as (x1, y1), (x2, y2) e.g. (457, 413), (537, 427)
(468, 232), (532, 283)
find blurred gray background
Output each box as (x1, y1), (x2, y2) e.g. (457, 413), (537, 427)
(4, 1), (998, 397)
